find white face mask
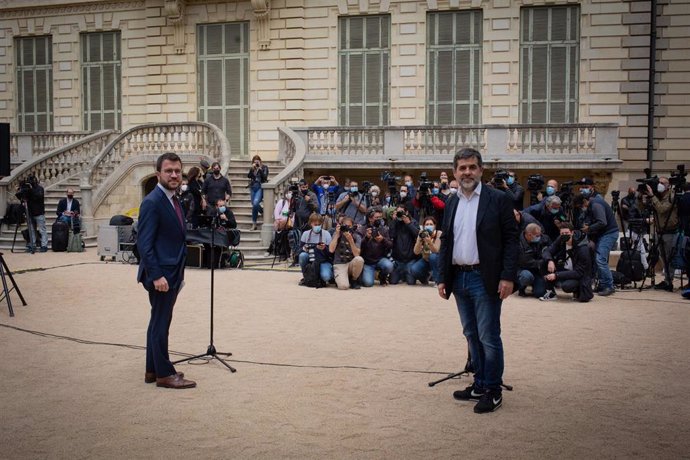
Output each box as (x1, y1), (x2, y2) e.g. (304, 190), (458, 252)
(286, 192), (293, 200)
(400, 191), (407, 199)
(450, 187), (458, 194)
(657, 184), (666, 194)
(180, 184), (188, 192)
(371, 191), (379, 197)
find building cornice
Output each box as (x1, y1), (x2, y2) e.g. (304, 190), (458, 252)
(0, 1), (144, 19)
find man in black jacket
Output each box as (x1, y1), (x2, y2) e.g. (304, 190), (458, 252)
(56, 188), (81, 233)
(437, 148), (519, 414)
(389, 205), (419, 285)
(25, 175), (48, 252)
(517, 223), (551, 298)
(540, 223), (594, 302)
(524, 195), (567, 241)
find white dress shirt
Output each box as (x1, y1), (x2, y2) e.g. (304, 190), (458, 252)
(452, 182), (481, 266)
(66, 199), (73, 212)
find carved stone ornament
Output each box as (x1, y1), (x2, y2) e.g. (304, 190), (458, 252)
(251, 0), (271, 50)
(164, 0), (186, 54)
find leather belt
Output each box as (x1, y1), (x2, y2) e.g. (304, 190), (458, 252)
(454, 264), (480, 272)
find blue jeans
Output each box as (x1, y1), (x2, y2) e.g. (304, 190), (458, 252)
(298, 252), (333, 283)
(595, 231), (617, 290)
(35, 215), (48, 248)
(451, 269), (503, 390)
(360, 258), (394, 287)
(250, 183), (263, 223)
(517, 269), (546, 297)
(391, 260), (416, 285)
(410, 253), (440, 283)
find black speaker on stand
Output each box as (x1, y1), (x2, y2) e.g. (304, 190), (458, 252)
(0, 123), (10, 177)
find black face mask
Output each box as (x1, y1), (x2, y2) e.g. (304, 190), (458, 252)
(213, 170), (221, 176)
(627, 192), (635, 199)
(67, 195), (74, 199)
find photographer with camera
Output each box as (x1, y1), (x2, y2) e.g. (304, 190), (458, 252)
(516, 223), (551, 298)
(539, 223), (594, 302)
(335, 180), (367, 226)
(412, 177), (445, 225)
(574, 179), (618, 296)
(328, 215), (364, 289)
(17, 174), (48, 252)
(644, 176), (679, 291)
(524, 195), (567, 241)
(247, 155), (269, 231)
(313, 175), (341, 216)
(359, 207), (394, 287)
(491, 170), (524, 210)
(298, 213), (333, 286)
(410, 216), (442, 285)
(403, 175), (417, 200)
(389, 205), (420, 285)
(295, 179), (318, 231)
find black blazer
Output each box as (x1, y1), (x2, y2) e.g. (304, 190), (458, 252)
(56, 197), (80, 217)
(438, 185), (519, 300)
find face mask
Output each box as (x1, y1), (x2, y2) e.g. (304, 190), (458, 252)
(507, 176), (515, 186)
(313, 225), (322, 233)
(546, 186), (555, 196)
(532, 236), (541, 243)
(180, 185), (188, 193)
(432, 188), (439, 195)
(400, 191), (407, 199)
(424, 225), (435, 233)
(67, 195), (74, 199)
(441, 182), (448, 190)
(657, 184), (666, 194)
(627, 192), (635, 199)
(350, 186), (358, 193)
(218, 206), (226, 213)
(213, 170), (221, 176)
(581, 188), (592, 197)
(371, 191), (379, 197)
(550, 208), (559, 215)
(385, 196), (391, 204)
(405, 181), (412, 187)
(450, 187), (458, 194)
(286, 192), (293, 200)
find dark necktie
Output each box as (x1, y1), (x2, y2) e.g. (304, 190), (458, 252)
(172, 196), (184, 228)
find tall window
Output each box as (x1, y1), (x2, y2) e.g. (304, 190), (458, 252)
(197, 22), (249, 157)
(520, 5), (580, 123)
(81, 31), (122, 130)
(16, 36), (53, 131)
(427, 11), (482, 125)
(339, 15), (390, 126)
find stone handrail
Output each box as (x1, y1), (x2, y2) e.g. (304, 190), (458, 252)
(10, 131), (93, 166)
(88, 122), (231, 193)
(260, 127), (307, 244)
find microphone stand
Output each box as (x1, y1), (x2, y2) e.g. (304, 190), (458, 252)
(174, 208), (236, 373)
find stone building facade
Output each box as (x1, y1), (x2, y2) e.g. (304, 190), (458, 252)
(0, 0), (688, 192)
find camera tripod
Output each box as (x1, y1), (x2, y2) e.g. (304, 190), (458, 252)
(0, 252), (27, 317)
(11, 201), (36, 254)
(611, 194), (648, 290)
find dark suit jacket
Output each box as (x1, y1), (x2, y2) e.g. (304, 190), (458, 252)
(438, 185), (519, 300)
(56, 197), (80, 217)
(137, 186), (187, 292)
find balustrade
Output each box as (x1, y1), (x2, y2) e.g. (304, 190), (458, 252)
(10, 131), (92, 165)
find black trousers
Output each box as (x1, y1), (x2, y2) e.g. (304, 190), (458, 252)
(146, 288), (180, 378)
(546, 278), (580, 294)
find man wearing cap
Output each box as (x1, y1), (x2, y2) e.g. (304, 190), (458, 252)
(576, 178), (619, 296)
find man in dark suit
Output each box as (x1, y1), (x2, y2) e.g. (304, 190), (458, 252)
(137, 152), (196, 389)
(56, 188), (81, 233)
(437, 148), (519, 414)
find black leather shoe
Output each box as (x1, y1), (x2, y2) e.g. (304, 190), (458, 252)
(597, 287), (615, 296)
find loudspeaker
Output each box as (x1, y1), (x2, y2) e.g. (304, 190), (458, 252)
(0, 123), (10, 177)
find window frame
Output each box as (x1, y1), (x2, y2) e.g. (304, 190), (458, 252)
(80, 30), (122, 131)
(15, 35), (53, 132)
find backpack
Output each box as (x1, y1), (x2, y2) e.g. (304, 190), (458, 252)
(301, 261), (323, 288)
(616, 249), (645, 282)
(67, 232), (85, 253)
(109, 215), (134, 226)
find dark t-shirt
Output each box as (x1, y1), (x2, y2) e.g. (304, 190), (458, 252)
(202, 175), (232, 204)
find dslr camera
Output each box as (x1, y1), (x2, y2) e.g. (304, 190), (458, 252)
(491, 169), (510, 188)
(527, 174), (545, 192)
(340, 224), (352, 234)
(419, 229), (429, 239)
(669, 164), (687, 189)
(635, 168), (660, 193)
(418, 172), (434, 195)
(15, 174), (36, 201)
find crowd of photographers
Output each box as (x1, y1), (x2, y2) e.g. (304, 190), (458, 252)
(278, 164), (690, 301)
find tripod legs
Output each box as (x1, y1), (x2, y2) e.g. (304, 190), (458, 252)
(173, 345), (236, 372)
(0, 253), (27, 317)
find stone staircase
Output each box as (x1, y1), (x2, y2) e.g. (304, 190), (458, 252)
(0, 177), (98, 251)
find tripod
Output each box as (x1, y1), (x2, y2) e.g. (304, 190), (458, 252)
(0, 252), (27, 317)
(427, 347), (513, 391)
(639, 191), (681, 291)
(174, 216), (236, 373)
(11, 201), (35, 254)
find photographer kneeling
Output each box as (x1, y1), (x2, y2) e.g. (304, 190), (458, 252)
(298, 213), (333, 286)
(540, 223), (594, 302)
(410, 216), (442, 285)
(359, 208), (394, 287)
(517, 223), (551, 298)
(328, 216), (364, 290)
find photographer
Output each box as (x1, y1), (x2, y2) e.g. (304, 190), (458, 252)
(247, 155), (269, 230)
(295, 179), (318, 231)
(492, 170), (524, 210)
(412, 180), (445, 224)
(19, 175), (48, 252)
(574, 179), (618, 296)
(403, 175), (417, 200)
(366, 185), (384, 208)
(328, 216), (364, 290)
(517, 223), (551, 298)
(524, 195), (567, 241)
(410, 216), (442, 285)
(313, 175), (341, 216)
(335, 180), (367, 225)
(389, 205), (420, 285)
(645, 176), (679, 291)
(359, 207), (394, 287)
(513, 208), (544, 234)
(298, 213), (333, 286)
(207, 198), (237, 230)
(540, 223), (594, 302)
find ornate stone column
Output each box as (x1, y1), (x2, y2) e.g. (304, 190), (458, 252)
(164, 0), (186, 54)
(251, 0), (271, 50)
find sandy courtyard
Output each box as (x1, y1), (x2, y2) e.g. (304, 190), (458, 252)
(0, 250), (688, 459)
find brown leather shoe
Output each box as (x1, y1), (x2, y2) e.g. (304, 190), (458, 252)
(145, 372), (185, 384)
(156, 373), (196, 389)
